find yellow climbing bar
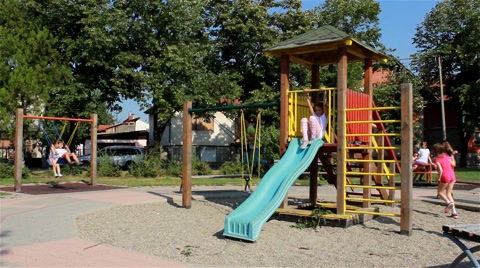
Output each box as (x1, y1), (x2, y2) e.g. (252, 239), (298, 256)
(346, 171), (398, 176)
(345, 184), (397, 190)
(346, 159), (399, 163)
(345, 210), (400, 217)
(345, 197), (398, 203)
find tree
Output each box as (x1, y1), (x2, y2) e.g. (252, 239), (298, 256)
(0, 0), (71, 139)
(412, 0), (480, 166)
(28, 0), (243, 143)
(373, 58), (424, 145)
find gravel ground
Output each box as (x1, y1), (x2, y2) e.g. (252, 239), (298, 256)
(76, 196), (479, 267)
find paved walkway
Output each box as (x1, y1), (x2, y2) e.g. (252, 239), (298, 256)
(1, 183), (479, 267)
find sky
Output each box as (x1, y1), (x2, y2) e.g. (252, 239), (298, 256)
(116, 0), (440, 123)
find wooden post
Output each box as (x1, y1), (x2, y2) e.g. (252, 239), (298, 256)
(182, 101), (193, 208)
(310, 64), (320, 204)
(90, 114), (98, 186)
(363, 59), (373, 207)
(279, 55), (290, 208)
(336, 47), (348, 214)
(279, 55), (290, 155)
(14, 108), (24, 192)
(400, 83), (413, 235)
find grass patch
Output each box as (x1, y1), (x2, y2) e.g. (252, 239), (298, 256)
(455, 168), (480, 182)
(0, 168), (477, 188)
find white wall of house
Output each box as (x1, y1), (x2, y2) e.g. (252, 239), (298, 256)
(134, 120), (149, 131)
(161, 111), (236, 147)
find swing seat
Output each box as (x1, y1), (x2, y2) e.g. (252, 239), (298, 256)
(47, 158), (68, 166)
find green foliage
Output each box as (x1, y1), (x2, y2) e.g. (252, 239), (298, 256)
(98, 155), (122, 177)
(60, 165), (83, 176)
(0, 162), (30, 179)
(0, 163), (14, 179)
(165, 161), (182, 177)
(0, 0), (72, 138)
(164, 157), (212, 177)
(412, 0), (480, 134)
(260, 125), (280, 163)
(219, 160), (244, 175)
(129, 160), (159, 178)
(292, 206), (333, 229)
(373, 58), (424, 144)
(191, 157), (212, 176)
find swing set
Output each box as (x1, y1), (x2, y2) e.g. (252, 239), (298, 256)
(239, 109), (266, 190)
(181, 101), (278, 208)
(13, 108), (99, 192)
(38, 119), (80, 165)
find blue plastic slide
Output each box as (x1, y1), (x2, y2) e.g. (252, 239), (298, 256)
(223, 138), (324, 241)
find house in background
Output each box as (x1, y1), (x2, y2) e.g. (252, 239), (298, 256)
(82, 113), (149, 155)
(157, 111), (238, 166)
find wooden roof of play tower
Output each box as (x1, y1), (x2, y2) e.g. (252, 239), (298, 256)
(263, 25), (387, 66)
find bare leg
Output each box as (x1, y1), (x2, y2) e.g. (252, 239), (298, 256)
(445, 182), (455, 203)
(50, 159), (58, 175)
(63, 154), (72, 162)
(70, 153), (80, 163)
(437, 183), (449, 203)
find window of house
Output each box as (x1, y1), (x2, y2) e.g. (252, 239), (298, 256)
(193, 117), (214, 131)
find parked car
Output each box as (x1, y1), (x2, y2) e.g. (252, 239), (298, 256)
(78, 146), (144, 170)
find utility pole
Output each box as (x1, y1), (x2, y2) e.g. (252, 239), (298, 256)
(438, 55), (446, 140)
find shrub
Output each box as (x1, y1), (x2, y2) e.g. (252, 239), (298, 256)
(0, 162), (30, 179)
(0, 162), (14, 178)
(165, 161), (182, 177)
(129, 159), (161, 178)
(192, 157), (212, 175)
(219, 160), (244, 175)
(60, 164), (83, 176)
(98, 155), (122, 177)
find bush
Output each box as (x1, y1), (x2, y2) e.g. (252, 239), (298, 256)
(0, 162), (14, 178)
(129, 159), (161, 178)
(192, 157), (212, 175)
(0, 162), (30, 179)
(165, 161), (182, 177)
(219, 160), (245, 175)
(98, 155), (122, 177)
(60, 164), (83, 176)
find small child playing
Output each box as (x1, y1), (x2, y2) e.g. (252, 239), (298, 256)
(300, 88), (327, 149)
(433, 143), (458, 219)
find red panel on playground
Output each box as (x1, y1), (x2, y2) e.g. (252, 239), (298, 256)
(346, 89), (371, 144)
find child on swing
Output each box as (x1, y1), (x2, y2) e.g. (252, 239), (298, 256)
(53, 140), (81, 165)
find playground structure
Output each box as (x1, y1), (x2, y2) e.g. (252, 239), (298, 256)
(13, 109), (99, 191)
(182, 26), (415, 241)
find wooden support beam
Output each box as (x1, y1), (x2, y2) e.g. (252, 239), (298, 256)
(400, 83), (413, 235)
(14, 108), (23, 192)
(336, 47), (348, 215)
(182, 101), (193, 209)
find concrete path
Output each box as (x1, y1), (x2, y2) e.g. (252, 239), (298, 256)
(1, 183), (478, 267)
